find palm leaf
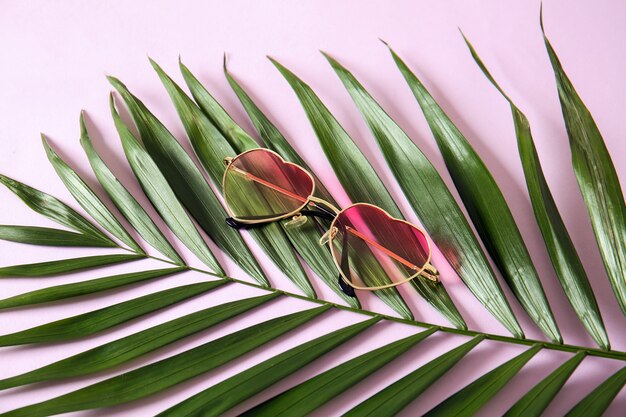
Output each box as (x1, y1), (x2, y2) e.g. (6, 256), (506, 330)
(1, 306), (328, 417)
(271, 57), (449, 323)
(462, 36), (609, 348)
(158, 316), (380, 416)
(0, 174), (112, 243)
(566, 366), (626, 417)
(387, 45), (561, 342)
(541, 14), (626, 315)
(504, 351), (585, 417)
(224, 65), (360, 307)
(424, 344), (542, 416)
(0, 253), (143, 277)
(324, 52), (524, 336)
(150, 60), (315, 297)
(42, 136), (144, 254)
(178, 61), (318, 298)
(344, 336), (484, 417)
(242, 327), (437, 416)
(0, 293), (278, 390)
(2, 19), (626, 417)
(0, 280), (225, 346)
(107, 76), (269, 286)
(80, 113), (185, 264)
(0, 267), (184, 310)
(179, 60), (260, 151)
(111, 96), (223, 273)
(224, 62), (336, 203)
(0, 225), (116, 247)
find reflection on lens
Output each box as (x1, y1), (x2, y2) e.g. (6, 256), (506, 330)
(224, 149), (314, 221)
(330, 204), (431, 289)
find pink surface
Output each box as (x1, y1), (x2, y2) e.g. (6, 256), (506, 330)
(1, 0), (625, 415)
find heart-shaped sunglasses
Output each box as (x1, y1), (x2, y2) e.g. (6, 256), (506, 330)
(222, 148), (439, 297)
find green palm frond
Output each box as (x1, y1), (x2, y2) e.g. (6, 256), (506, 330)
(387, 46), (561, 343)
(540, 12), (626, 316)
(1, 14), (625, 417)
(461, 34), (609, 349)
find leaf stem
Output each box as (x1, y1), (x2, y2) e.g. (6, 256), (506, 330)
(116, 246), (186, 268)
(177, 266), (625, 361)
(68, 242), (626, 359)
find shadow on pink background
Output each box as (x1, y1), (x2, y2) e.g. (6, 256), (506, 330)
(0, 0), (624, 415)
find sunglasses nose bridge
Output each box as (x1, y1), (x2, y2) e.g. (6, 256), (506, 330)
(223, 156), (233, 167)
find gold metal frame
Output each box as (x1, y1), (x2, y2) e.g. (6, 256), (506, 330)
(222, 148), (439, 291)
(326, 202), (438, 291)
(222, 148), (317, 224)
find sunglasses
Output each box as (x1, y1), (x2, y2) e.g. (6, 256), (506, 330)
(222, 148), (439, 297)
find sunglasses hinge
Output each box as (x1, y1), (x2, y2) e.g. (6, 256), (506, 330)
(319, 226), (338, 246)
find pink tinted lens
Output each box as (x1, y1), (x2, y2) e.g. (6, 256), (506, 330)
(331, 204), (430, 288)
(224, 149), (314, 220)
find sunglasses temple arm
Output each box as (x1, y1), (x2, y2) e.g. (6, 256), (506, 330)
(300, 209), (335, 221)
(346, 227), (418, 270)
(225, 217), (257, 230)
(230, 166), (309, 203)
(338, 231), (357, 297)
(225, 207), (336, 230)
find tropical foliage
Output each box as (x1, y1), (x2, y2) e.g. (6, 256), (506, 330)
(0, 15), (625, 416)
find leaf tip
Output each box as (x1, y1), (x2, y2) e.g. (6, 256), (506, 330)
(108, 92), (120, 119)
(267, 55), (285, 73)
(319, 50), (339, 68)
(267, 56), (291, 78)
(458, 27), (471, 46)
(178, 56), (189, 72)
(79, 111), (89, 138)
(40, 134), (55, 160)
(147, 56), (159, 70)
(223, 57), (236, 84)
(149, 58), (170, 84)
(106, 75), (126, 93)
(379, 39), (400, 61)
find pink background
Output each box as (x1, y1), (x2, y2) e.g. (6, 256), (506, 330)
(1, 0), (625, 415)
